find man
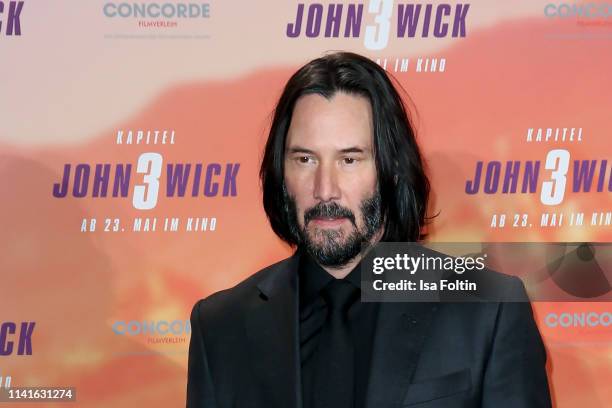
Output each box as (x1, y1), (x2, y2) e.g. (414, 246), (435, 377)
(187, 52), (552, 408)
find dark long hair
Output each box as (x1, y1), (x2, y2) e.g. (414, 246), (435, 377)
(260, 51), (431, 245)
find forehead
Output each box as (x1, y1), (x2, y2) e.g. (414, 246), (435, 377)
(286, 92), (373, 151)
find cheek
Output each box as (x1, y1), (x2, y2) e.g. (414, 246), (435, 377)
(363, 164), (379, 190)
(284, 174), (311, 220)
(344, 174), (377, 221)
(283, 175), (299, 196)
(285, 169), (315, 199)
(344, 169), (377, 197)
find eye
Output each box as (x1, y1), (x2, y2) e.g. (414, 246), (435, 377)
(343, 157), (357, 165)
(297, 156), (313, 164)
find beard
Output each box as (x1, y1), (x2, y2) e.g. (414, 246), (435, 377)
(284, 188), (383, 268)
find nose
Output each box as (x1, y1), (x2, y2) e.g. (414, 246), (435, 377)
(313, 162), (341, 201)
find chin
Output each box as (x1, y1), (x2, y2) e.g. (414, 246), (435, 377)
(308, 227), (347, 239)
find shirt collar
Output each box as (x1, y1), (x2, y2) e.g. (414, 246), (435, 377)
(298, 246), (362, 307)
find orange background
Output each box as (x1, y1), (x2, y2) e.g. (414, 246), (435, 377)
(0, 1), (610, 406)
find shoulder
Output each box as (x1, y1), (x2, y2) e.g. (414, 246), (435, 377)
(190, 254), (295, 323)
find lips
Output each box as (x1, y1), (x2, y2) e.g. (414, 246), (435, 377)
(310, 216), (347, 226)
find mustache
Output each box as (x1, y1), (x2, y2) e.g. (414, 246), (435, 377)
(304, 202), (357, 227)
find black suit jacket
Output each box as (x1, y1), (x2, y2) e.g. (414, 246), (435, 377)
(187, 249), (552, 408)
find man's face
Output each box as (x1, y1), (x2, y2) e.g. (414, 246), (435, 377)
(283, 92), (383, 268)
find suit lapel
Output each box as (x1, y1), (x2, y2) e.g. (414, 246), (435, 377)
(364, 301), (439, 408)
(243, 247), (439, 408)
(244, 251), (302, 408)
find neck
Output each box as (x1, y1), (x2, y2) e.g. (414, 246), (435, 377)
(308, 228), (384, 279)
(321, 255), (362, 279)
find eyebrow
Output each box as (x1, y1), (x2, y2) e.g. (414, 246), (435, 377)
(286, 146), (316, 154)
(286, 146), (369, 154)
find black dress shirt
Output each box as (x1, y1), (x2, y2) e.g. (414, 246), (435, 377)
(298, 247), (380, 408)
